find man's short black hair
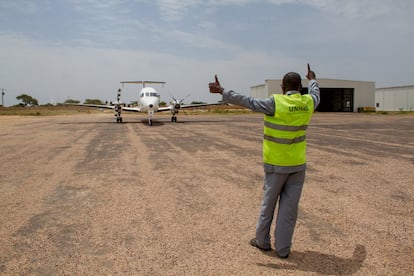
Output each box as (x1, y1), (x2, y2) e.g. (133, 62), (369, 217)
(282, 72), (302, 93)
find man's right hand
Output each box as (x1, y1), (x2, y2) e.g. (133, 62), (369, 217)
(209, 75), (224, 94)
(306, 63), (316, 80)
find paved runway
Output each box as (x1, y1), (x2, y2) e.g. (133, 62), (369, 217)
(0, 112), (413, 275)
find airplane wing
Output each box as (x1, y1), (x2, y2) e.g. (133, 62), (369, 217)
(122, 106), (141, 112)
(68, 103), (115, 109)
(180, 102), (222, 109)
(158, 106), (173, 112)
(157, 102), (222, 112)
(68, 103), (141, 112)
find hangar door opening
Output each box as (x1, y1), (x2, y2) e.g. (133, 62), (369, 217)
(300, 87), (354, 112)
(316, 88), (354, 112)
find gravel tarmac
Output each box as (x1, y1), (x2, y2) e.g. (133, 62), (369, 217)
(0, 112), (413, 275)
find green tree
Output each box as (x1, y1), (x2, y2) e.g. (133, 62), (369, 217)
(16, 94), (39, 106)
(191, 101), (206, 105)
(84, 99), (103, 105)
(64, 99), (80, 104)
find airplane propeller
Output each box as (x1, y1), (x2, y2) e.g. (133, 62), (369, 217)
(171, 94), (190, 107)
(169, 94), (190, 122)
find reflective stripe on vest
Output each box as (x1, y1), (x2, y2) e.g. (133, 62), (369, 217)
(263, 134), (306, 145)
(264, 121), (308, 131)
(263, 93), (314, 166)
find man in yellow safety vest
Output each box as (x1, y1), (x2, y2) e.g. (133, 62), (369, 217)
(208, 64), (320, 258)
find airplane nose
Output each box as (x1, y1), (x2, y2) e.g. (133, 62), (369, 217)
(149, 104), (153, 108)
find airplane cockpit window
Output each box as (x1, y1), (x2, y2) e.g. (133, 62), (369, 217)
(142, 92), (158, 97)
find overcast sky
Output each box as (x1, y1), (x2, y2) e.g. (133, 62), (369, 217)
(0, 0), (413, 106)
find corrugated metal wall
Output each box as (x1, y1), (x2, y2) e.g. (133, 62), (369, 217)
(375, 86), (414, 111)
(252, 79), (376, 112)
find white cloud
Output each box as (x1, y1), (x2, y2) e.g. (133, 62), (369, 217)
(150, 26), (240, 51)
(292, 0), (412, 20)
(1, 0), (414, 106)
(0, 32), (300, 105)
(155, 0), (202, 21)
(0, 1), (42, 14)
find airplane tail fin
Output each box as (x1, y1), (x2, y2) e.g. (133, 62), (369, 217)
(120, 81), (166, 88)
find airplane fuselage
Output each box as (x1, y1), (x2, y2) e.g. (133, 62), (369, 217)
(136, 86), (162, 125)
(138, 87), (160, 113)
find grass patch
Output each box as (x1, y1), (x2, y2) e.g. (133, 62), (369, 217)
(375, 111), (414, 115)
(0, 106), (101, 116)
(0, 104), (251, 116)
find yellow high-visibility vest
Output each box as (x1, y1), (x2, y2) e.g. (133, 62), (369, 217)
(263, 93), (314, 166)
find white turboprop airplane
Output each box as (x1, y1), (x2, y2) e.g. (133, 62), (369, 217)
(76, 81), (219, 125)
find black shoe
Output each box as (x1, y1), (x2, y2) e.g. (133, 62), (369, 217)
(250, 238), (271, 251)
(276, 249), (290, 258)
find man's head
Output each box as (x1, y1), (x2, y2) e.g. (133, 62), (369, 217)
(281, 72), (302, 94)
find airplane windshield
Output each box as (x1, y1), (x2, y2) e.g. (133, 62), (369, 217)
(143, 92), (158, 97)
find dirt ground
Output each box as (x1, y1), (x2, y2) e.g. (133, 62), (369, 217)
(0, 112), (413, 275)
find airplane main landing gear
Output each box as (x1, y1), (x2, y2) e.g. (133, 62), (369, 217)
(171, 110), (178, 123)
(115, 112), (122, 123)
(115, 104), (122, 123)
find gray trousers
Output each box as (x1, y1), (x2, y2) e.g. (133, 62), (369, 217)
(255, 168), (306, 255)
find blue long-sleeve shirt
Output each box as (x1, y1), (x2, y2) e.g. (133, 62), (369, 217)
(221, 79), (320, 173)
(222, 79), (320, 115)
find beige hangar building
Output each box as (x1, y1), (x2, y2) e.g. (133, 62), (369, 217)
(375, 85), (414, 112)
(251, 78), (376, 112)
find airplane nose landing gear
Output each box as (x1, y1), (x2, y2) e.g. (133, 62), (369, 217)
(148, 110), (154, 126)
(114, 89), (123, 123)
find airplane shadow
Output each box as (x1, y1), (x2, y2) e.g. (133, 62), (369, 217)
(256, 244), (367, 275)
(58, 116), (257, 126)
(172, 120), (229, 124)
(59, 121), (133, 125)
(59, 120), (165, 126)
(171, 118), (256, 124)
(138, 119), (165, 126)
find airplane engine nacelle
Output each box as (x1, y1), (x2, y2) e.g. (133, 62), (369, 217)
(114, 105), (122, 112)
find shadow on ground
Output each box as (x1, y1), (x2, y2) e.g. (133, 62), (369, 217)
(257, 244), (366, 275)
